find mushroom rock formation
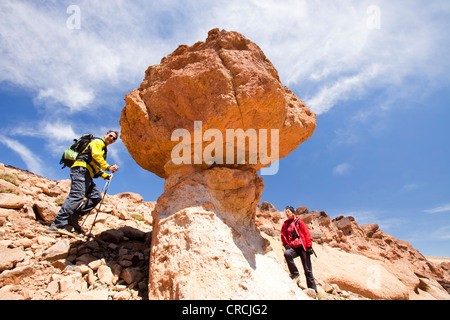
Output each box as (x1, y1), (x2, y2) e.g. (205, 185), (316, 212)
(120, 28), (316, 299)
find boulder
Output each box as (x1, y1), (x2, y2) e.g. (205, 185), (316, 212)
(0, 193), (24, 209)
(296, 206), (309, 215)
(120, 28), (315, 179)
(97, 265), (114, 285)
(98, 229), (125, 244)
(121, 29), (315, 300)
(0, 179), (22, 196)
(362, 223), (380, 238)
(34, 201), (59, 222)
(121, 267), (144, 285)
(0, 245), (26, 272)
(115, 192), (144, 203)
(42, 239), (70, 262)
(0, 265), (34, 286)
(312, 245), (410, 300)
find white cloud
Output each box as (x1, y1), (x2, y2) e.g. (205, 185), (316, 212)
(424, 204), (450, 214)
(306, 65), (383, 114)
(8, 120), (125, 164)
(0, 0), (170, 112)
(203, 0), (450, 115)
(0, 0), (449, 118)
(0, 135), (44, 175)
(333, 162), (351, 176)
(13, 121), (77, 141)
(10, 121), (79, 156)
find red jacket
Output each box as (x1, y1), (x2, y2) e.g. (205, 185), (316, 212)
(281, 218), (312, 249)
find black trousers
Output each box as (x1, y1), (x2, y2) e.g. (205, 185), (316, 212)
(284, 246), (317, 292)
(52, 166), (102, 227)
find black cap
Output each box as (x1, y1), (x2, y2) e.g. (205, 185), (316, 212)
(285, 206), (295, 213)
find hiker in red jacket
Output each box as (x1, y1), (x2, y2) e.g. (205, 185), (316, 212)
(281, 206), (317, 293)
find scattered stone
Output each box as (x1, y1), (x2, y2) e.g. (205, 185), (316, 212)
(0, 245), (26, 272)
(88, 258), (105, 271)
(0, 193), (24, 209)
(303, 288), (317, 299)
(33, 201), (58, 223)
(121, 268), (144, 285)
(0, 265), (34, 286)
(97, 265), (114, 285)
(0, 163), (152, 300)
(42, 239), (70, 261)
(0, 285), (24, 300)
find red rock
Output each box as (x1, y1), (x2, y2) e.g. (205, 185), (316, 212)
(120, 28), (316, 179)
(0, 193), (24, 209)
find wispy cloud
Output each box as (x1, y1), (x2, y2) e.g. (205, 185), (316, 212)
(1, 0), (449, 128)
(0, 135), (44, 175)
(10, 121), (78, 157)
(306, 64), (383, 114)
(204, 1), (450, 115)
(9, 121), (125, 163)
(0, 0), (171, 113)
(424, 204), (450, 214)
(333, 162), (351, 176)
(431, 226), (450, 240)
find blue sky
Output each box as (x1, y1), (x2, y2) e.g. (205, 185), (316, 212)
(0, 0), (449, 256)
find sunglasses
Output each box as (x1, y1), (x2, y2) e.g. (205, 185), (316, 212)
(108, 134), (117, 141)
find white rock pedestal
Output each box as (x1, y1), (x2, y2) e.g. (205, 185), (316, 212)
(147, 165), (309, 300)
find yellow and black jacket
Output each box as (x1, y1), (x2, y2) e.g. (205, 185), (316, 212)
(72, 138), (110, 179)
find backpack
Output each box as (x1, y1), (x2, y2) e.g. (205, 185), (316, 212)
(59, 134), (95, 169)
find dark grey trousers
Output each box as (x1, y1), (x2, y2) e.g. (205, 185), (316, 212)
(52, 166), (102, 228)
(284, 246), (317, 292)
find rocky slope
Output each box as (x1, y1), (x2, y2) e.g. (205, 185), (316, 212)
(256, 202), (450, 300)
(1, 162), (448, 300)
(0, 163), (153, 300)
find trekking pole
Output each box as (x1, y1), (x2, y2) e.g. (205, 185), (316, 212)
(86, 175), (112, 239)
(311, 247), (318, 258)
(80, 179), (109, 228)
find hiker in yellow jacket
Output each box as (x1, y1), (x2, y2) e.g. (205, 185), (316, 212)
(47, 131), (119, 235)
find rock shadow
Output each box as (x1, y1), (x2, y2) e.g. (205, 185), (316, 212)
(213, 211), (271, 271)
(65, 226), (151, 300)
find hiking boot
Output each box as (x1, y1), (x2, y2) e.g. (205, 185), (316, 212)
(46, 225), (60, 234)
(46, 224), (73, 234)
(290, 273), (300, 280)
(68, 215), (86, 234)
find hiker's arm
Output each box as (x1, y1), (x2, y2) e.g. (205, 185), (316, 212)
(99, 170), (110, 180)
(91, 165), (109, 180)
(91, 140), (110, 171)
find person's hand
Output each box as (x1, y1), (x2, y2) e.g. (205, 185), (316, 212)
(306, 247), (313, 255)
(106, 174), (113, 180)
(109, 164), (119, 172)
(284, 244), (292, 251)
